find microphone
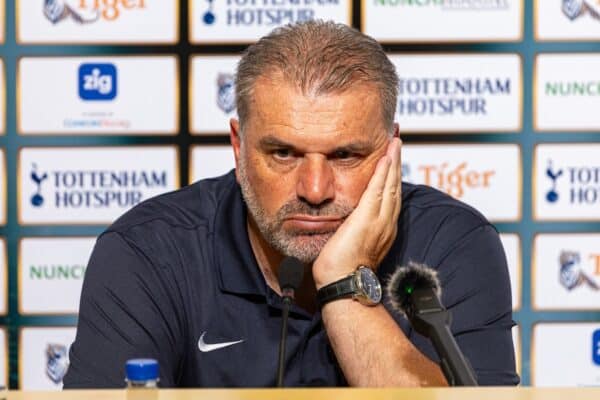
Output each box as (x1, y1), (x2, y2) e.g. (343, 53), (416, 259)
(386, 262), (478, 386)
(276, 256), (305, 387)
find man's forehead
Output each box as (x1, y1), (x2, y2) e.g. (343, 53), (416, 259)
(245, 76), (385, 142)
(250, 74), (381, 106)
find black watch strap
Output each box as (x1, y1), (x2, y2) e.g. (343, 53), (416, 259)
(316, 275), (355, 308)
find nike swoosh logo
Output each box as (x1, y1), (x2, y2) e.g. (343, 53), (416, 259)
(198, 332), (244, 353)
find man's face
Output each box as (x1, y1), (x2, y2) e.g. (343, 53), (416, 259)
(232, 76), (391, 264)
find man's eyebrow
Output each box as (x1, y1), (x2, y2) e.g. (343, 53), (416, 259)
(258, 136), (294, 149)
(259, 135), (374, 153)
(330, 141), (373, 154)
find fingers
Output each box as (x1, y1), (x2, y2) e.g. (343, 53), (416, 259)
(395, 139), (403, 216)
(380, 137), (402, 220)
(315, 138), (401, 274)
(358, 149), (391, 216)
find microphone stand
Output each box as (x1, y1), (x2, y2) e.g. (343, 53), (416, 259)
(275, 256), (304, 387)
(408, 288), (478, 386)
(276, 288), (294, 387)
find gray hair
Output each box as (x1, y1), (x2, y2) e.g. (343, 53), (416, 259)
(235, 20), (399, 133)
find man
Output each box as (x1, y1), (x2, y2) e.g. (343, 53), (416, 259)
(64, 21), (518, 388)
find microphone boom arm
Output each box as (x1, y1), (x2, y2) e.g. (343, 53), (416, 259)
(408, 288), (478, 386)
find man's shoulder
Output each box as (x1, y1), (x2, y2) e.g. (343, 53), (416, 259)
(397, 181), (497, 264)
(401, 181), (489, 228)
(106, 171), (238, 237)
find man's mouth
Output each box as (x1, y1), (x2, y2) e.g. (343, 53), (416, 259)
(284, 215), (344, 232)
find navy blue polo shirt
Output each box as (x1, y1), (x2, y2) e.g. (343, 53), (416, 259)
(63, 170), (519, 388)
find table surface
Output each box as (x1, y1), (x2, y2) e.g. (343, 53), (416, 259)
(4, 387), (600, 400)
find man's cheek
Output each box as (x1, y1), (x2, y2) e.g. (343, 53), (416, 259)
(337, 173), (371, 206)
(250, 157), (288, 185)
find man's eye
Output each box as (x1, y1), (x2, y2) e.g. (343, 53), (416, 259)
(273, 149), (293, 159)
(334, 150), (354, 160)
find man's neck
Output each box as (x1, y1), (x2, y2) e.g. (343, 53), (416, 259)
(247, 217), (317, 314)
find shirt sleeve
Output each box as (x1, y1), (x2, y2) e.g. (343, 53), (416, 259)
(63, 231), (185, 388)
(427, 223), (520, 386)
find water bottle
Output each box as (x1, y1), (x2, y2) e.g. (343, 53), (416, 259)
(125, 358), (159, 388)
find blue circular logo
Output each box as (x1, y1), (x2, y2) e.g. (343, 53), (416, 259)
(203, 11), (215, 25)
(31, 194), (44, 207)
(546, 190), (558, 203)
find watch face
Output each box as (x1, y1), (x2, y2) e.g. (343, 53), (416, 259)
(358, 267), (382, 304)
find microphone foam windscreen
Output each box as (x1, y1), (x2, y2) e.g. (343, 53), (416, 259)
(386, 261), (441, 317)
(278, 256), (305, 291)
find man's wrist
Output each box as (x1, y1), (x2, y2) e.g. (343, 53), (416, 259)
(313, 267), (350, 291)
(315, 276), (348, 291)
(316, 266), (382, 308)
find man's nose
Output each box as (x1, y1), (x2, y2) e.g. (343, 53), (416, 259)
(296, 155), (335, 206)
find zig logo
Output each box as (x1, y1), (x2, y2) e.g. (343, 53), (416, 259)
(78, 63), (117, 101)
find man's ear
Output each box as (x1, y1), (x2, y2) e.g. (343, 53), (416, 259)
(230, 118), (242, 182)
(393, 122), (400, 138)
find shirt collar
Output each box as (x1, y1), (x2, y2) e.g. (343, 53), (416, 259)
(214, 171), (268, 297)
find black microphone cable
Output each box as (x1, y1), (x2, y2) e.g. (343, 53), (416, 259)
(276, 256), (305, 387)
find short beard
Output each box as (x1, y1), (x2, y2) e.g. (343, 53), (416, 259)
(237, 158), (353, 264)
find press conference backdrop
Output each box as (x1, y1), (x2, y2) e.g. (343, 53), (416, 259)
(0, 0), (598, 390)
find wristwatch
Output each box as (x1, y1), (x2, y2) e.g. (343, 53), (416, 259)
(316, 266), (382, 308)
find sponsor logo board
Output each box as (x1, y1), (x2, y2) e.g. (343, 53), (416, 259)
(500, 233), (521, 310)
(0, 150), (5, 225)
(533, 234), (600, 310)
(402, 144), (521, 221)
(535, 54), (600, 131)
(534, 144), (600, 220)
(536, 0), (600, 41)
(0, 0), (4, 43)
(190, 0), (351, 43)
(533, 323), (600, 386)
(19, 237), (95, 314)
(0, 60), (4, 133)
(0, 239), (6, 315)
(190, 56), (240, 135)
(18, 146), (179, 225)
(190, 146), (235, 183)
(0, 329), (6, 387)
(364, 0), (523, 42)
(389, 54), (522, 132)
(20, 327), (76, 390)
(18, 0), (178, 43)
(191, 54), (522, 134)
(18, 56), (178, 135)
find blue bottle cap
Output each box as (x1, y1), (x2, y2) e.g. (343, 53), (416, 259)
(125, 359), (159, 382)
